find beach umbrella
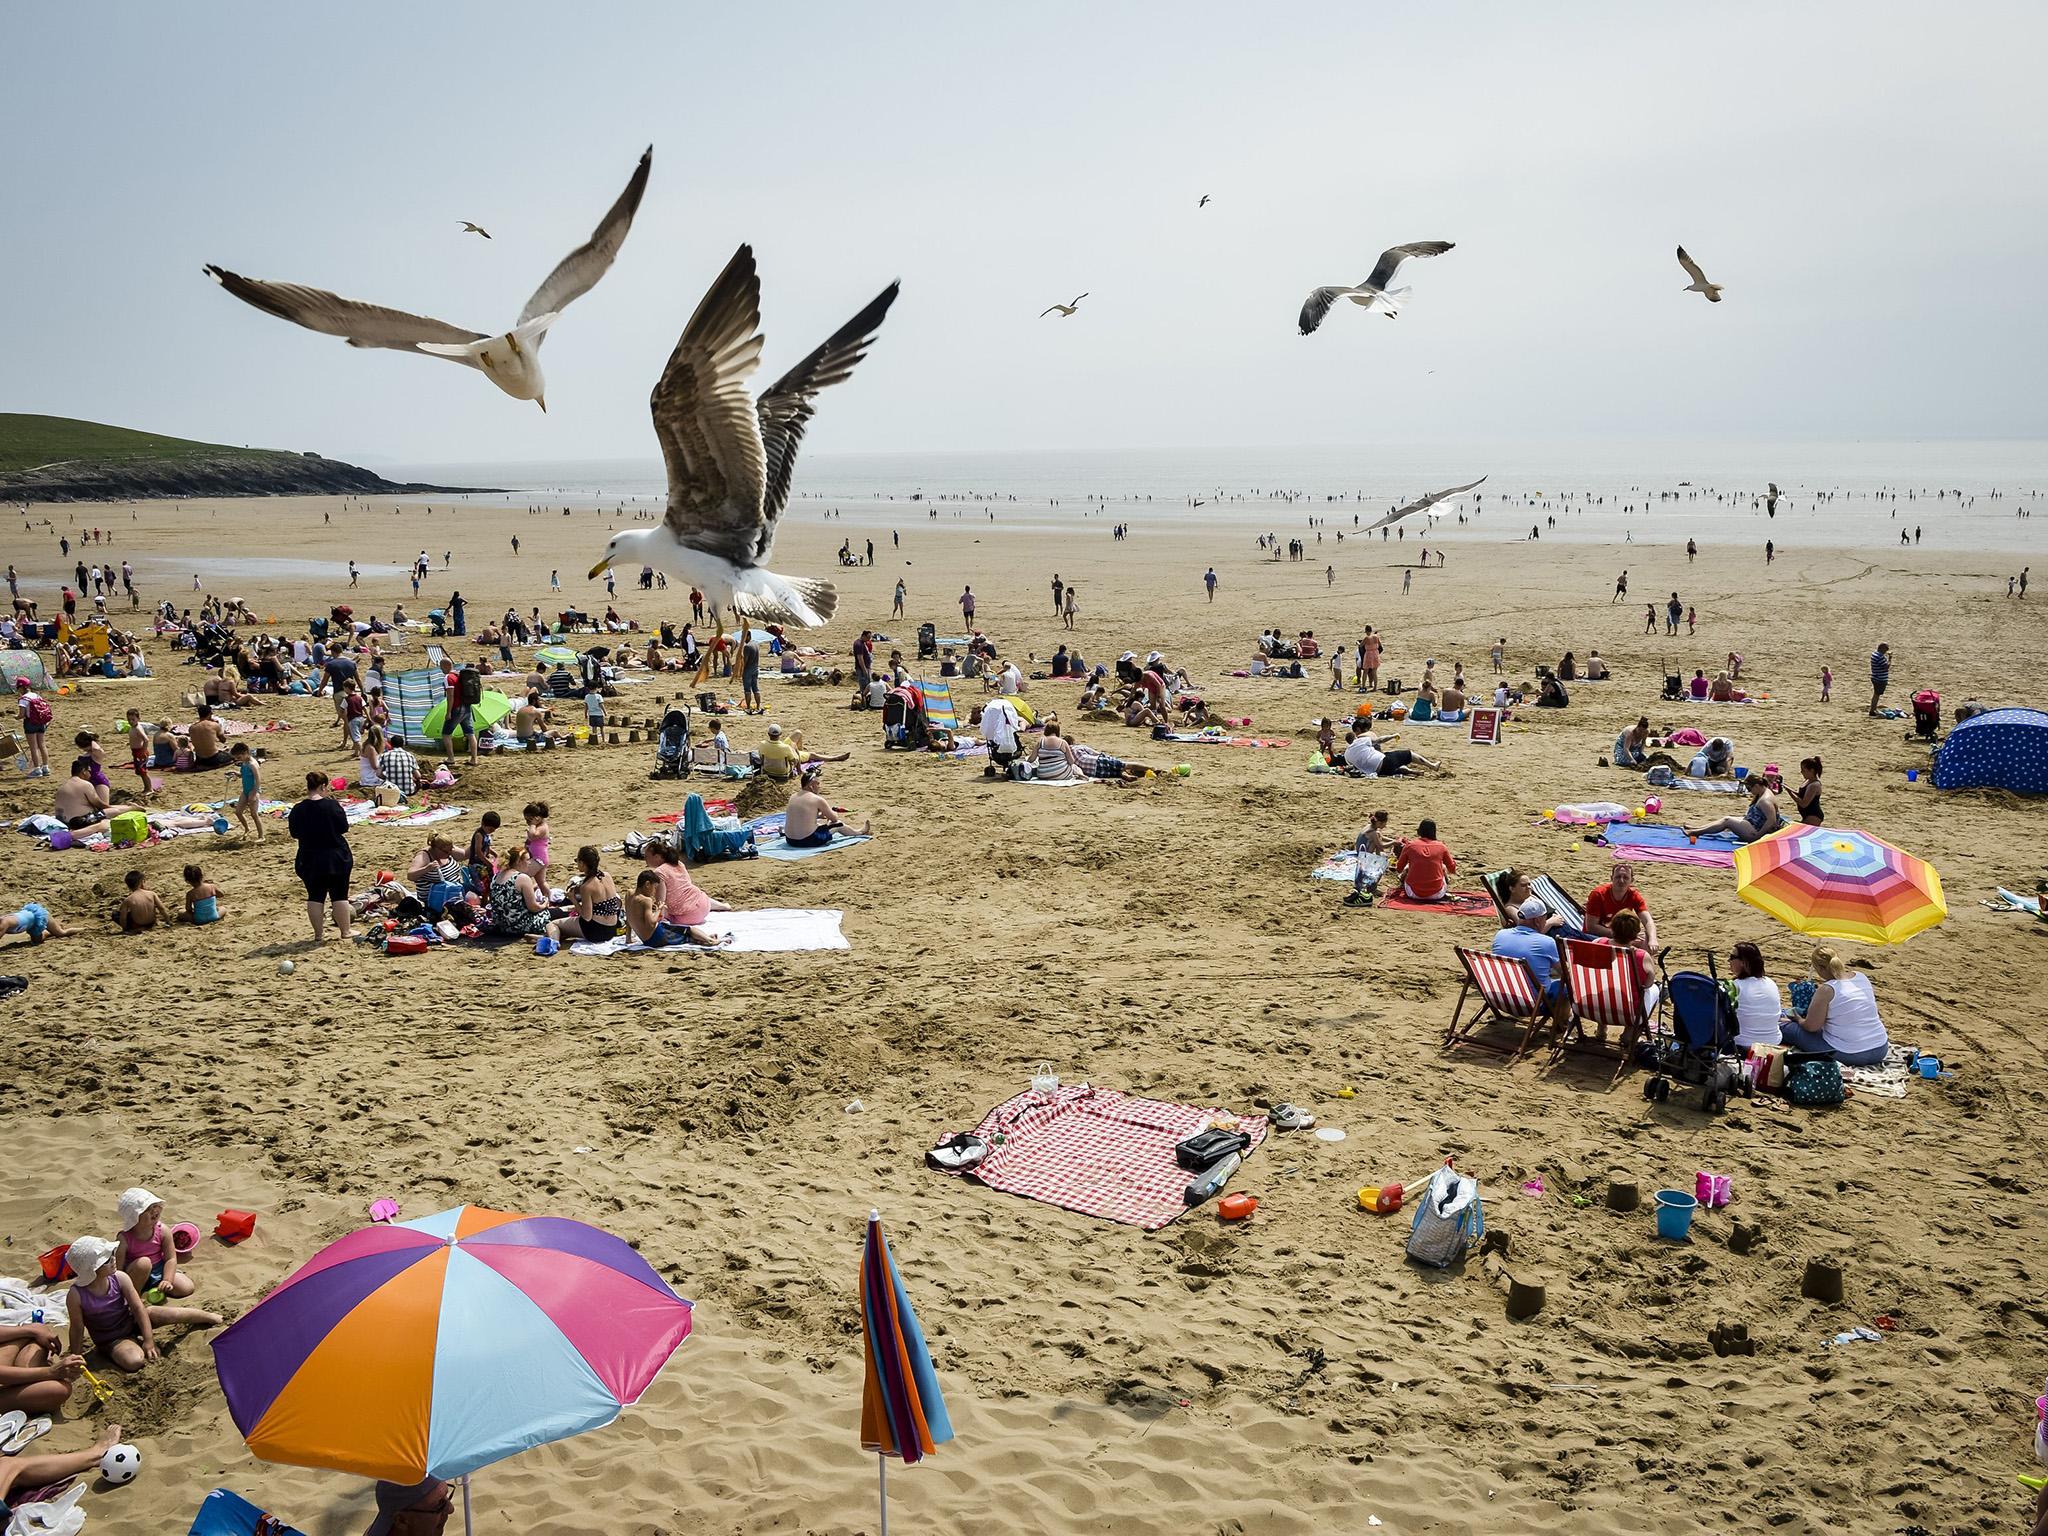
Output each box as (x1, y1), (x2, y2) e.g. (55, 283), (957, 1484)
(860, 1210), (952, 1534)
(212, 1204), (693, 1532)
(534, 644), (578, 667)
(418, 689), (515, 741)
(1733, 824), (1946, 945)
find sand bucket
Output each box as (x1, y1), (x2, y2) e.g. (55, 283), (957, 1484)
(1653, 1189), (1698, 1240)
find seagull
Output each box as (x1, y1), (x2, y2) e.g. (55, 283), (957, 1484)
(1198, 195), (1210, 208)
(1298, 241), (1454, 334)
(1677, 246), (1723, 302)
(1360, 476), (1487, 532)
(586, 244), (899, 627)
(1040, 293), (1088, 318)
(205, 146), (652, 411)
(459, 221), (492, 240)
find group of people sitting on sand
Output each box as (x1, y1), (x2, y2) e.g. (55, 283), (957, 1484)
(1610, 716), (1825, 838)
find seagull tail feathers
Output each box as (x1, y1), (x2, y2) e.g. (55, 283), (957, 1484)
(732, 571), (838, 628)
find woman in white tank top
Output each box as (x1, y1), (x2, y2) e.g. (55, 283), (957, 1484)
(1780, 946), (1889, 1066)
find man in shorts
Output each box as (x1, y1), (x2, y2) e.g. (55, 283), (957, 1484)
(441, 665), (480, 766)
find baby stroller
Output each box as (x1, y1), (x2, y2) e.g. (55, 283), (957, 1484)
(1911, 689), (1941, 742)
(1641, 967), (1751, 1114)
(917, 622), (937, 660)
(1661, 669), (1685, 701)
(650, 706), (692, 780)
(882, 685), (929, 749)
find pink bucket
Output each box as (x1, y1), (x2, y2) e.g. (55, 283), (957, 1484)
(1695, 1171), (1732, 1209)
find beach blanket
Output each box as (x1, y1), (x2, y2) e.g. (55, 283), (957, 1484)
(1381, 890), (1495, 916)
(385, 804), (465, 828)
(1844, 1046), (1916, 1100)
(1018, 773), (1092, 788)
(1599, 821), (1736, 868)
(1653, 775), (1745, 794)
(1310, 849), (1390, 885)
(188, 1487), (308, 1536)
(568, 908), (848, 955)
(1159, 731), (1289, 747)
(941, 740), (989, 759)
(745, 812), (873, 859)
(1987, 888), (2043, 914)
(939, 1084), (1268, 1230)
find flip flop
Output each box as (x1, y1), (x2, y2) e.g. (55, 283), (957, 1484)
(2, 1414), (52, 1454)
(1271, 1103), (1316, 1131)
(0, 1411), (23, 1450)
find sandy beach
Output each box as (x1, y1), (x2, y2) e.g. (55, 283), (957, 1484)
(4, 490), (2046, 1535)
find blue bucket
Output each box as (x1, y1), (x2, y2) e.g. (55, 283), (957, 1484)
(1653, 1189), (1698, 1241)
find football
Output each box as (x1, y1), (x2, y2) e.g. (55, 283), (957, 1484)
(99, 1443), (141, 1484)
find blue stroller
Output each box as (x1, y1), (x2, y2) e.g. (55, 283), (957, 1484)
(1641, 967), (1751, 1114)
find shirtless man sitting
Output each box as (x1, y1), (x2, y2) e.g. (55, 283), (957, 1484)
(782, 767), (869, 847)
(54, 758), (137, 830)
(187, 706), (229, 769)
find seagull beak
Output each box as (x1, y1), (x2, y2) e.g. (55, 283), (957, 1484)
(536, 396), (547, 414)
(587, 559), (610, 579)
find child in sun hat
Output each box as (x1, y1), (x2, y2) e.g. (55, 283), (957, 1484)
(113, 1187), (199, 1301)
(63, 1234), (218, 1373)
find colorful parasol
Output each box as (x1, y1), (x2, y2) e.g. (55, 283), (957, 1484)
(211, 1205), (692, 1485)
(534, 645), (579, 667)
(418, 690), (515, 742)
(860, 1210), (951, 1534)
(1733, 824), (1946, 944)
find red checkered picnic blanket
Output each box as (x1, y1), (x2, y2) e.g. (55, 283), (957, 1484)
(937, 1085), (1268, 1230)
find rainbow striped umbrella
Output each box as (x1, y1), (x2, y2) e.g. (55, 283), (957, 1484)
(860, 1211), (952, 1533)
(212, 1205), (692, 1489)
(1733, 825), (1946, 945)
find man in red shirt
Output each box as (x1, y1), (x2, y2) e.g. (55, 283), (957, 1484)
(1584, 860), (1657, 948)
(1393, 818), (1456, 901)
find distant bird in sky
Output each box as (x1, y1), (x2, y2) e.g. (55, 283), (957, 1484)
(1040, 293), (1088, 318)
(205, 146), (652, 411)
(1198, 194), (1210, 208)
(1298, 241), (1455, 335)
(1676, 246), (1723, 302)
(585, 244), (900, 628)
(1360, 475), (1487, 532)
(459, 221), (492, 240)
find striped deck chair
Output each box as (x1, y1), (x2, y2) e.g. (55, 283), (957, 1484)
(1550, 939), (1661, 1084)
(920, 678), (960, 733)
(1483, 869), (1586, 931)
(1444, 945), (1551, 1058)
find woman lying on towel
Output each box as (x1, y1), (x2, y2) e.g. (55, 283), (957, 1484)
(1034, 720), (1155, 781)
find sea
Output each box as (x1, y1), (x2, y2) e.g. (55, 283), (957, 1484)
(372, 441), (2048, 556)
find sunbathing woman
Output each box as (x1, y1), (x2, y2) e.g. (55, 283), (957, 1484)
(1686, 775), (1783, 843)
(1498, 866), (1586, 940)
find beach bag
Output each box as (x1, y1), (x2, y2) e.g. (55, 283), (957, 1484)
(1783, 1051), (1844, 1107)
(108, 810), (148, 848)
(1744, 1043), (1788, 1092)
(1645, 764), (1675, 787)
(1406, 1165), (1483, 1268)
(1787, 979), (1817, 1017)
(1007, 759), (1036, 780)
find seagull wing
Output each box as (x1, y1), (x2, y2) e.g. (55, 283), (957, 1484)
(1362, 474), (1487, 531)
(1039, 305), (1064, 317)
(651, 243), (769, 566)
(1299, 286), (1365, 335)
(1069, 293), (1088, 307)
(461, 222), (492, 239)
(204, 265), (486, 353)
(1676, 246), (1711, 287)
(755, 280), (901, 540)
(517, 146), (653, 334)
(1362, 241), (1454, 293)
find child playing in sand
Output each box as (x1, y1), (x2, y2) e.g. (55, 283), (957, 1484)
(115, 870), (171, 932)
(113, 1187), (198, 1301)
(0, 903), (73, 944)
(181, 865), (221, 925)
(710, 723), (731, 767)
(523, 802), (551, 872)
(63, 1235), (217, 1373)
(124, 707), (152, 801)
(583, 687), (605, 737)
(1820, 665), (1832, 702)
(229, 742), (262, 841)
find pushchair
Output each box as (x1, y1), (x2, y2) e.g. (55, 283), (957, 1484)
(917, 622), (937, 660)
(1640, 967), (1751, 1114)
(1911, 689), (1941, 742)
(882, 686), (929, 749)
(650, 706), (692, 779)
(1661, 670), (1685, 701)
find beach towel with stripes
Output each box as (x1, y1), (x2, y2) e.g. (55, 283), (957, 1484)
(940, 1084), (1268, 1230)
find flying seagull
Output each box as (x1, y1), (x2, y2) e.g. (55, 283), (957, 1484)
(1676, 246), (1722, 302)
(586, 244), (900, 627)
(1361, 475), (1487, 532)
(1299, 241), (1454, 335)
(1040, 293), (1088, 318)
(459, 221), (492, 240)
(1198, 194), (1210, 208)
(205, 146), (652, 411)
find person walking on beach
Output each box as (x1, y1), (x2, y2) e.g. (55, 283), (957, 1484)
(1051, 574), (1063, 614)
(1614, 570), (1628, 602)
(1327, 564), (1335, 587)
(1766, 540), (1775, 565)
(1062, 585), (1078, 629)
(1402, 568), (1412, 595)
(2021, 566), (2030, 598)
(1868, 642), (1891, 717)
(960, 586), (976, 626)
(1665, 594), (1682, 635)
(511, 535), (520, 556)
(1329, 646), (1347, 691)
(1644, 603), (1656, 634)
(1820, 665), (1832, 702)
(892, 579), (906, 618)
(1204, 567), (1217, 602)
(287, 770), (353, 943)
(1686, 538), (1697, 563)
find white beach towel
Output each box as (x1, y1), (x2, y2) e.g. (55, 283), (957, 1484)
(569, 908), (849, 956)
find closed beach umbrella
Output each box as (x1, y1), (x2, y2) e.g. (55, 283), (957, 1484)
(1733, 825), (1946, 945)
(418, 689), (515, 741)
(534, 644), (579, 667)
(212, 1205), (692, 1526)
(860, 1210), (952, 1533)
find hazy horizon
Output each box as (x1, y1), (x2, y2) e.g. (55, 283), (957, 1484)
(5, 2), (2046, 465)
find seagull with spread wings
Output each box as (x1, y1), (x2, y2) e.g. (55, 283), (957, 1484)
(1040, 293), (1088, 318)
(205, 147), (652, 411)
(1361, 476), (1487, 532)
(585, 244), (900, 628)
(1676, 246), (1723, 302)
(459, 221), (492, 240)
(1298, 241), (1454, 334)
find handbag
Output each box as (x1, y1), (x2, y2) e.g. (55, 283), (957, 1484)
(1783, 1050), (1844, 1107)
(1406, 1166), (1484, 1268)
(1175, 1128), (1250, 1171)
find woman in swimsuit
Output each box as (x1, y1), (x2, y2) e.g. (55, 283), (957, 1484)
(568, 846), (625, 942)
(1685, 776), (1782, 844)
(1792, 756), (1824, 825)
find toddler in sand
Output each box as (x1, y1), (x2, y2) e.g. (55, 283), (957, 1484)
(124, 707), (152, 800)
(1820, 665), (1832, 702)
(115, 870), (171, 932)
(63, 1235), (218, 1373)
(523, 802), (551, 871)
(113, 1187), (198, 1300)
(182, 864), (222, 925)
(230, 742), (262, 841)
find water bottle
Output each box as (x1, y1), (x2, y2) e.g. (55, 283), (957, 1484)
(1184, 1150), (1242, 1208)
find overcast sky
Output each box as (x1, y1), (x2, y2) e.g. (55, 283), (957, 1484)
(3, 2), (2043, 465)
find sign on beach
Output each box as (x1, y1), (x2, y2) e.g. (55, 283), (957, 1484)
(1469, 707), (1503, 746)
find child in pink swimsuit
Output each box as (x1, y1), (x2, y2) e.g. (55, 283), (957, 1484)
(114, 1187), (196, 1301)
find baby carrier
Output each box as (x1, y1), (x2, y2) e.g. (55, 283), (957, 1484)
(1911, 689), (1941, 742)
(650, 706), (691, 780)
(1641, 968), (1751, 1115)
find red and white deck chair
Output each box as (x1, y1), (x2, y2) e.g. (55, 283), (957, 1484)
(1444, 945), (1553, 1059)
(1550, 938), (1662, 1084)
